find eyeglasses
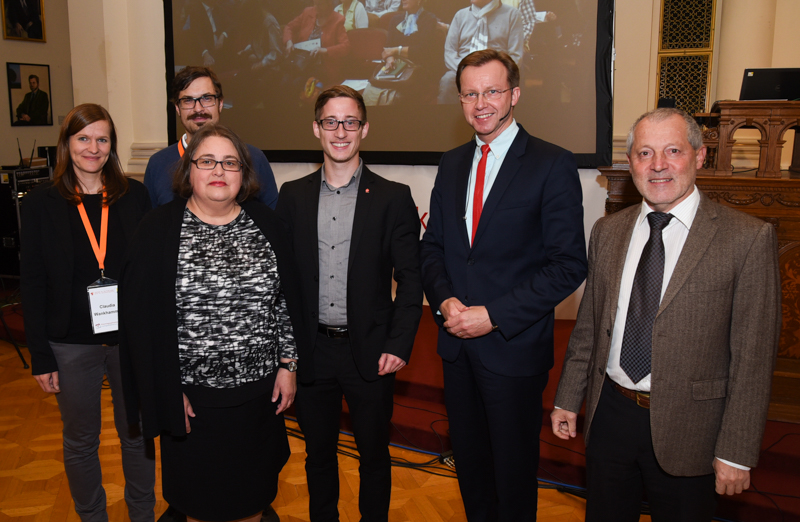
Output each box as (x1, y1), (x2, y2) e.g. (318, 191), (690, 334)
(458, 88), (512, 104)
(177, 94), (220, 109)
(191, 158), (243, 172)
(317, 119), (364, 131)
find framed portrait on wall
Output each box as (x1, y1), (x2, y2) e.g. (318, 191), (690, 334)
(7, 62), (52, 126)
(1, 0), (45, 42)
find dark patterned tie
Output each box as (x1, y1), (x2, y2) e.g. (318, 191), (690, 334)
(619, 212), (673, 383)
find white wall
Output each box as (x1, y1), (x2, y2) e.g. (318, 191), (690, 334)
(1, 0), (73, 166)
(67, 0), (167, 173)
(713, 0), (799, 168)
(610, 0), (662, 162)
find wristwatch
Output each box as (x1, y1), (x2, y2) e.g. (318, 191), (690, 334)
(278, 361), (298, 372)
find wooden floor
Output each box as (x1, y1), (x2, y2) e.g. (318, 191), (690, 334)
(0, 340), (650, 521)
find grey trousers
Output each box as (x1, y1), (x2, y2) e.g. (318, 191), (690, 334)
(50, 342), (156, 522)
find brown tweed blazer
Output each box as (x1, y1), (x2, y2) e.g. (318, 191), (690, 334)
(554, 192), (781, 476)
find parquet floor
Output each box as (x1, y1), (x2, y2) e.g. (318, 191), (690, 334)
(0, 339), (645, 522)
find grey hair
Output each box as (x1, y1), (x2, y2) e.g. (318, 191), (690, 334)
(626, 108), (704, 155)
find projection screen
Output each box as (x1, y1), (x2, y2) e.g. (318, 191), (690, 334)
(163, 0), (613, 167)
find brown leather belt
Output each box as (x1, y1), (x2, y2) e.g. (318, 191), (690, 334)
(608, 375), (650, 409)
(318, 324), (349, 338)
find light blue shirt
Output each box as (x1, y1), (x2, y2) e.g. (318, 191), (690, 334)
(464, 120), (520, 243)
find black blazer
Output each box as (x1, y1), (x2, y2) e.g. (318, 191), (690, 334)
(420, 124), (588, 377)
(20, 180), (151, 375)
(118, 198), (306, 438)
(275, 166), (423, 383)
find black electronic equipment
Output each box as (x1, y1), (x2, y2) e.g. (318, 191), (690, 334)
(739, 68), (800, 101)
(38, 145), (57, 168)
(0, 166), (52, 277)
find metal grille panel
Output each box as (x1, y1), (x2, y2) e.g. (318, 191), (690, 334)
(661, 0), (714, 50)
(657, 54), (711, 115)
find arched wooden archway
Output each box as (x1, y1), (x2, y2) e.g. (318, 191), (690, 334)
(699, 101), (800, 178)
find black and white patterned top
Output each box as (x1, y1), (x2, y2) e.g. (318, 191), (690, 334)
(176, 207), (297, 388)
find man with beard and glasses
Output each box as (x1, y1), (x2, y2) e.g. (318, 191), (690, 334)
(143, 66), (279, 210)
(14, 74), (49, 125)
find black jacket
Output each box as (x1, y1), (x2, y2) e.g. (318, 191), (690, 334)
(20, 180), (151, 374)
(275, 166), (423, 383)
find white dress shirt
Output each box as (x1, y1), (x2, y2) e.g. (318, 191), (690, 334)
(606, 187), (700, 392)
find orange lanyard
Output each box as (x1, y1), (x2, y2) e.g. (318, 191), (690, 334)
(178, 138), (185, 157)
(76, 191), (109, 275)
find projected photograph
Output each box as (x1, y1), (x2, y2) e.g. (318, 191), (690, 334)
(168, 0), (610, 165)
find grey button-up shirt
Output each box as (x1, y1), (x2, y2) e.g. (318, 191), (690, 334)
(317, 161), (363, 325)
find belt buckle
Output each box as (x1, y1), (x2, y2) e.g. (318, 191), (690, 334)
(325, 326), (347, 337)
(635, 392), (649, 408)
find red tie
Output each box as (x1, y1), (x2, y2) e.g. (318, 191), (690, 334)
(472, 144), (491, 244)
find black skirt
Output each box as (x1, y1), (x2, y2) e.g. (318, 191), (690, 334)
(159, 377), (290, 521)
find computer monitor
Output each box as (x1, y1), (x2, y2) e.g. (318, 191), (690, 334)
(739, 68), (800, 101)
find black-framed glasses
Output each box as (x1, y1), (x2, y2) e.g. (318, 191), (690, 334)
(458, 88), (512, 104)
(177, 94), (220, 109)
(191, 158), (243, 172)
(317, 118), (364, 131)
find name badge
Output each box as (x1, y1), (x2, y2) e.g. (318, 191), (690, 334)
(87, 277), (119, 334)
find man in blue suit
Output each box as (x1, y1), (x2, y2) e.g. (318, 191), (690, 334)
(420, 49), (587, 521)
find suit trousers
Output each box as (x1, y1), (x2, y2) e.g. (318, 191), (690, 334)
(442, 342), (549, 522)
(585, 378), (717, 522)
(295, 333), (396, 522)
(50, 342), (156, 522)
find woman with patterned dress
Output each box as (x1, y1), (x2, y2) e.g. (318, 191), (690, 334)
(120, 124), (305, 522)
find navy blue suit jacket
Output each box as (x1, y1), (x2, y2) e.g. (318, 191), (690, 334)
(420, 124), (587, 377)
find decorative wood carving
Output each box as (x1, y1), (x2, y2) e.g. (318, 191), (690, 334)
(697, 101), (800, 178)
